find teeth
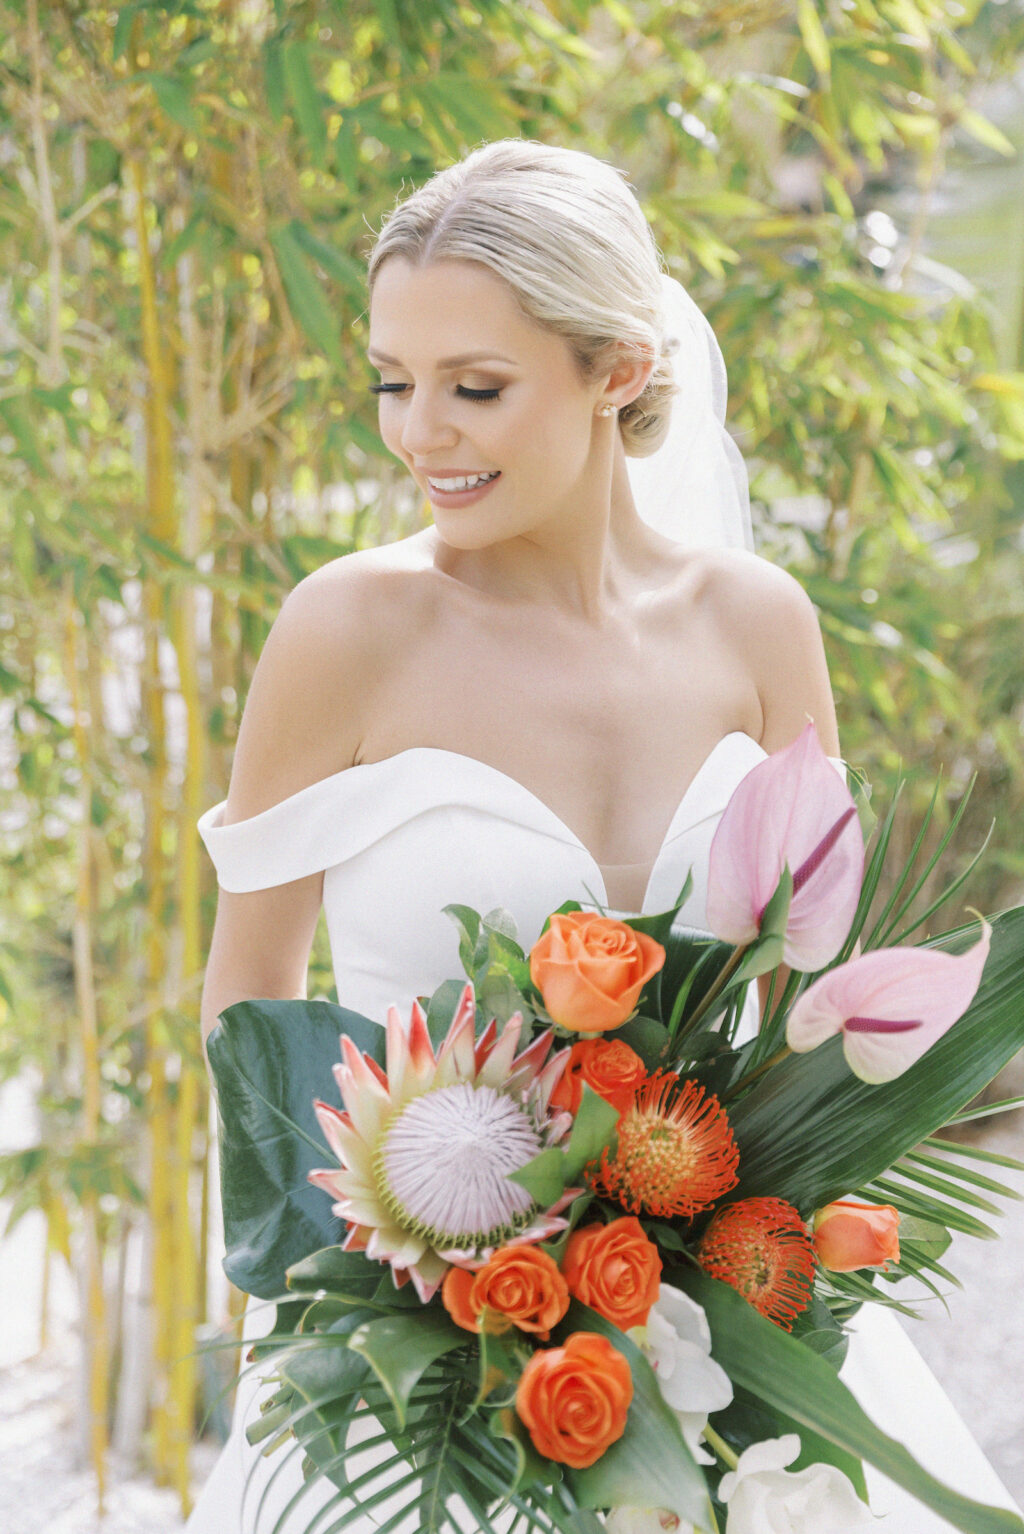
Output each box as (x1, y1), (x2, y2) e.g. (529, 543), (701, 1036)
(428, 471), (499, 492)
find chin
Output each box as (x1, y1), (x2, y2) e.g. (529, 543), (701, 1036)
(430, 510), (527, 551)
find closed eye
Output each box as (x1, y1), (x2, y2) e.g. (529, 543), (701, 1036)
(368, 384), (503, 402)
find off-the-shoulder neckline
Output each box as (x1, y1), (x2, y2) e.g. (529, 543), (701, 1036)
(210, 732), (769, 911)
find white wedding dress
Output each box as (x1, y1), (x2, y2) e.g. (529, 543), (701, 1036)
(188, 733), (1021, 1533)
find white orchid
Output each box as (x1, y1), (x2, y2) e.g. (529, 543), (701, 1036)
(629, 1284), (733, 1463)
(718, 1434), (873, 1532)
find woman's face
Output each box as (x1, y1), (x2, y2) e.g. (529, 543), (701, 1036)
(367, 257), (612, 550)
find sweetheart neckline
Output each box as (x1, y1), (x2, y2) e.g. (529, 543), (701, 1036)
(351, 731), (766, 912)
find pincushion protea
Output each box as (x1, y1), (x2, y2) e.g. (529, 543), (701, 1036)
(588, 1070), (740, 1219)
(309, 984), (575, 1301)
(698, 1197), (816, 1330)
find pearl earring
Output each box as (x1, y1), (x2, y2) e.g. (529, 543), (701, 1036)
(597, 403), (616, 417)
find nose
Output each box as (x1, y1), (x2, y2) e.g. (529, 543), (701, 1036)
(399, 387), (458, 458)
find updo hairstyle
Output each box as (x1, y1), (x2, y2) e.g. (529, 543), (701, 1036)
(366, 140), (678, 458)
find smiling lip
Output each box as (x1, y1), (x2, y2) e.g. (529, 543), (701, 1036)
(423, 471), (502, 506)
(420, 468), (498, 476)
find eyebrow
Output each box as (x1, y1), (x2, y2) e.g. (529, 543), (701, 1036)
(367, 349), (519, 369)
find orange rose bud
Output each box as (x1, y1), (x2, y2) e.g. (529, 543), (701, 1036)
(813, 1200), (901, 1273)
(529, 912), (665, 1033)
(550, 1037), (648, 1116)
(562, 1216), (662, 1331)
(442, 1246), (570, 1340)
(515, 1331), (633, 1468)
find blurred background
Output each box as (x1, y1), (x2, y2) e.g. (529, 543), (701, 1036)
(1, 0), (1023, 1528)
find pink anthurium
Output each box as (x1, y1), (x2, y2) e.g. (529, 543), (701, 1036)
(705, 721), (864, 972)
(785, 919), (992, 1083)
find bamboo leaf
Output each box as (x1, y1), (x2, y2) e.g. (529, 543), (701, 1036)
(282, 39), (328, 168)
(269, 223), (345, 371)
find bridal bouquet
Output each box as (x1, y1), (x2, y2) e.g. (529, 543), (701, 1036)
(207, 724), (1024, 1534)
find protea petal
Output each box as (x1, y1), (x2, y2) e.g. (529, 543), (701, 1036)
(404, 1247), (450, 1303)
(473, 1016), (499, 1073)
(476, 1013), (525, 1087)
(533, 1047), (572, 1113)
(706, 720), (863, 971)
(313, 1099), (351, 1163)
(309, 977), (579, 1297)
(506, 1026), (558, 1092)
(436, 986), (478, 1085)
(786, 920), (992, 1083)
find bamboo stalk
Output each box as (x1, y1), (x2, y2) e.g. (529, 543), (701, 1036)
(131, 153), (180, 1489)
(62, 583), (109, 1512)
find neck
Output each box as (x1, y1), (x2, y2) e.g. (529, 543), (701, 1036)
(430, 440), (667, 624)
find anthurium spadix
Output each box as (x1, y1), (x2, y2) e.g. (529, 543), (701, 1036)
(705, 721), (863, 972)
(786, 919), (992, 1083)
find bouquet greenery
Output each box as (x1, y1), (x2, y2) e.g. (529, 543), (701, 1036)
(207, 724), (1024, 1534)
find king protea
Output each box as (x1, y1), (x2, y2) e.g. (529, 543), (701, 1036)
(309, 984), (575, 1301)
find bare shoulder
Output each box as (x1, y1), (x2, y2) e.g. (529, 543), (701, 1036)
(687, 547), (840, 754)
(222, 538), (430, 821)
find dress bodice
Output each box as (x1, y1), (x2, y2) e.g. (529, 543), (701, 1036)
(197, 732), (789, 1024)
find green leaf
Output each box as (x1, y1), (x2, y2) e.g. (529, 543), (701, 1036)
(563, 1085), (619, 1181)
(425, 977), (470, 1048)
(206, 998), (383, 1297)
(286, 1245), (385, 1303)
(797, 0), (831, 76)
(959, 108), (1016, 158)
(281, 39), (327, 168)
(268, 224), (345, 371)
(507, 1145), (568, 1205)
(288, 221), (366, 296)
(347, 1311), (467, 1428)
(686, 1270), (1023, 1532)
(734, 866), (792, 982)
(444, 902), (485, 978)
(727, 907), (1024, 1214)
(614, 1013), (672, 1069)
(148, 73), (199, 133)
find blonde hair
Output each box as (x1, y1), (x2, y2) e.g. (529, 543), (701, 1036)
(366, 140), (678, 457)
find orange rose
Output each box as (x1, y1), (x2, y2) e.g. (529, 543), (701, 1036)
(442, 1246), (570, 1340)
(813, 1200), (901, 1273)
(515, 1331), (633, 1468)
(529, 912), (665, 1033)
(550, 1037), (649, 1116)
(562, 1216), (662, 1331)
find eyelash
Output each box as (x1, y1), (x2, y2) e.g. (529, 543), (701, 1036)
(368, 383), (503, 403)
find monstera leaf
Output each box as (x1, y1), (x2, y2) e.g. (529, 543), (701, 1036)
(206, 997), (383, 1297)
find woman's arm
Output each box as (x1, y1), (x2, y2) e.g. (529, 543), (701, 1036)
(199, 562), (381, 1046)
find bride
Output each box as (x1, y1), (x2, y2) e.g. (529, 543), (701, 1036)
(189, 140), (1019, 1532)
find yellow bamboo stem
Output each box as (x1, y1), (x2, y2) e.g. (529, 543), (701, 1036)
(62, 583), (108, 1513)
(131, 154), (179, 1487)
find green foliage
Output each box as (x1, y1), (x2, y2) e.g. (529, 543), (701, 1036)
(206, 998), (383, 1297)
(683, 1268), (1023, 1534)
